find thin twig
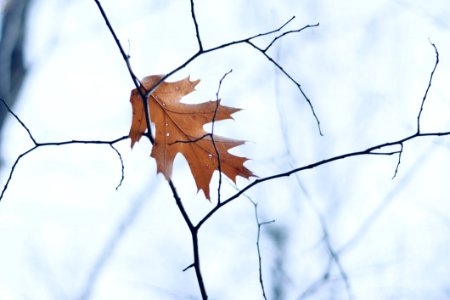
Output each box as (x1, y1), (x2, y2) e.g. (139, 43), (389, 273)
(183, 263), (195, 272)
(252, 200), (275, 300)
(338, 42), (441, 257)
(264, 23), (319, 52)
(190, 0), (203, 51)
(417, 41), (439, 134)
(233, 188), (275, 300)
(247, 40), (322, 135)
(0, 98), (37, 144)
(212, 70), (233, 205)
(391, 143), (403, 179)
(0, 146), (36, 201)
(0, 136), (129, 202)
(110, 144), (125, 190)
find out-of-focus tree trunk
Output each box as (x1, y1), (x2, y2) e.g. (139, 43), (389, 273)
(0, 0), (31, 134)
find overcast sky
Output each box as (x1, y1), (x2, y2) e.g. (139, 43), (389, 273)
(1, 0), (450, 299)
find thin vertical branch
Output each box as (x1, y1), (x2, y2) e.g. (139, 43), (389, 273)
(417, 41), (439, 134)
(234, 188), (275, 300)
(110, 144), (125, 190)
(191, 229), (207, 299)
(211, 70), (233, 204)
(391, 143), (403, 179)
(168, 179), (207, 299)
(190, 0), (203, 51)
(252, 201), (275, 300)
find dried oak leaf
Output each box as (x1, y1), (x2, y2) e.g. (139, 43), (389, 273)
(129, 75), (253, 200)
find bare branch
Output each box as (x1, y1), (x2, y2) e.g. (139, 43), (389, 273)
(183, 263), (195, 272)
(336, 141), (434, 256)
(166, 179), (207, 298)
(234, 189), (275, 300)
(212, 70), (233, 204)
(71, 3), (447, 300)
(0, 135), (128, 202)
(391, 143), (403, 179)
(0, 146), (36, 201)
(93, 0), (154, 144)
(252, 200), (275, 300)
(169, 179), (194, 231)
(417, 41), (439, 133)
(0, 97), (36, 144)
(247, 40), (322, 135)
(264, 23), (319, 52)
(110, 144), (125, 190)
(142, 20), (320, 137)
(196, 130), (450, 229)
(189, 0), (203, 51)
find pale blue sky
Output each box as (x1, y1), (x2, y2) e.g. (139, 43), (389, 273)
(1, 1), (450, 299)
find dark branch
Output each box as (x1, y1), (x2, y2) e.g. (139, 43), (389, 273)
(110, 144), (125, 190)
(0, 97), (36, 144)
(391, 143), (403, 179)
(0, 135), (129, 202)
(141, 20), (321, 137)
(252, 200), (275, 300)
(0, 146), (36, 201)
(212, 70), (233, 204)
(90, 3), (443, 300)
(169, 179), (194, 231)
(189, 0), (203, 51)
(196, 130), (450, 229)
(247, 40), (322, 135)
(417, 41), (439, 133)
(167, 179), (206, 299)
(183, 263), (195, 272)
(234, 189), (275, 300)
(93, 0), (154, 144)
(264, 23), (319, 52)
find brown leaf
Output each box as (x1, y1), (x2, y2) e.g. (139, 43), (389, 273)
(129, 75), (253, 200)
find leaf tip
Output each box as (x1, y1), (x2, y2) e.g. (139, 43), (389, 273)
(186, 76), (200, 89)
